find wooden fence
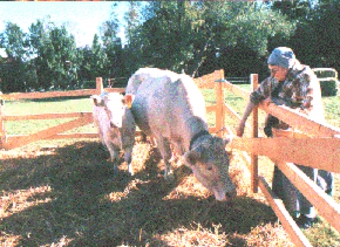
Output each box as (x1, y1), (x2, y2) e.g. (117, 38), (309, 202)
(0, 78), (124, 150)
(0, 70), (340, 246)
(221, 73), (340, 247)
(0, 71), (225, 150)
(225, 76), (249, 84)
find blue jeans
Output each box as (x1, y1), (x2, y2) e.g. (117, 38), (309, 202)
(272, 165), (333, 217)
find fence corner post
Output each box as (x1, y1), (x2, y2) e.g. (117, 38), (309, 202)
(215, 69), (225, 137)
(96, 77), (103, 95)
(251, 74), (259, 193)
(0, 94), (5, 149)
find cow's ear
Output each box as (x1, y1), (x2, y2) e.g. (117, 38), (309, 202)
(103, 94), (110, 104)
(222, 135), (233, 147)
(124, 94), (135, 109)
(183, 150), (199, 167)
(91, 95), (103, 106)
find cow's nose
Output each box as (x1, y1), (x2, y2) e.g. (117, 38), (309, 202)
(226, 189), (237, 201)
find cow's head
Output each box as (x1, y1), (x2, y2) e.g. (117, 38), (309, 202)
(91, 92), (126, 129)
(183, 136), (236, 201)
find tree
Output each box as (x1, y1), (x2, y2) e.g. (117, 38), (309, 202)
(126, 1), (208, 75)
(271, 0), (315, 21)
(122, 1), (296, 78)
(123, 1), (144, 74)
(100, 3), (126, 79)
(0, 22), (29, 92)
(289, 0), (340, 72)
(27, 19), (79, 91)
(213, 2), (296, 78)
(78, 34), (108, 86)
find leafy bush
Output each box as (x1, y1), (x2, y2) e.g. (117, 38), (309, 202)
(313, 69), (339, 97)
(320, 79), (338, 97)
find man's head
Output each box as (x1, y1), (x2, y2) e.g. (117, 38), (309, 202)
(267, 47), (296, 81)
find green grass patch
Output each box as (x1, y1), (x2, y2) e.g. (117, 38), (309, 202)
(3, 97), (94, 136)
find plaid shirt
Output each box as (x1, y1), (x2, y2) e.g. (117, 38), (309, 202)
(250, 61), (324, 120)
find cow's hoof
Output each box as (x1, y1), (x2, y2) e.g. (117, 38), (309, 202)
(112, 165), (119, 176)
(164, 170), (175, 181)
(128, 165), (134, 176)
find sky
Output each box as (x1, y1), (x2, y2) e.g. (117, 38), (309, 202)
(0, 1), (130, 48)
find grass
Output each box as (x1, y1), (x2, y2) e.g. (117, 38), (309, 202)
(0, 88), (339, 246)
(3, 98), (93, 135)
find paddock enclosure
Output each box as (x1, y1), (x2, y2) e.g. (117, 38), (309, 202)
(0, 70), (340, 246)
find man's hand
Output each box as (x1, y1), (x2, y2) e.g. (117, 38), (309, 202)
(263, 97), (272, 106)
(236, 121), (245, 137)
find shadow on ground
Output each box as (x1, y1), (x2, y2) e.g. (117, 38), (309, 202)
(0, 140), (276, 246)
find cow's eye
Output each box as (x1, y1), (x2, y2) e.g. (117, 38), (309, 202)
(207, 166), (213, 171)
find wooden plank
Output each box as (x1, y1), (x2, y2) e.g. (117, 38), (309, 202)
(229, 137), (340, 173)
(223, 80), (250, 100)
(208, 127), (216, 133)
(6, 133), (98, 141)
(105, 88), (126, 94)
(96, 77), (103, 95)
(3, 112), (93, 121)
(5, 130), (146, 142)
(193, 69), (223, 89)
(49, 130), (147, 140)
(258, 176), (313, 247)
(272, 129), (309, 138)
(48, 133), (98, 139)
(216, 77), (225, 137)
(0, 94), (5, 145)
(0, 89), (98, 101)
(223, 103), (242, 122)
(259, 102), (340, 137)
(225, 77), (249, 84)
(251, 74), (259, 193)
(206, 105), (216, 113)
(276, 162), (340, 233)
(2, 114), (93, 150)
(0, 87), (125, 101)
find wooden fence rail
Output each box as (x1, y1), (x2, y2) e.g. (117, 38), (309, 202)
(0, 70), (340, 246)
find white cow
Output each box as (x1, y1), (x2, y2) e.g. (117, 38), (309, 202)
(91, 92), (136, 175)
(125, 68), (237, 201)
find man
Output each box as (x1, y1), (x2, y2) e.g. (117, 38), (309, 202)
(236, 47), (334, 229)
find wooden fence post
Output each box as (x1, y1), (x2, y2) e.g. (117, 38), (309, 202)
(96, 77), (103, 95)
(251, 74), (259, 193)
(0, 94), (5, 148)
(215, 70), (225, 137)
